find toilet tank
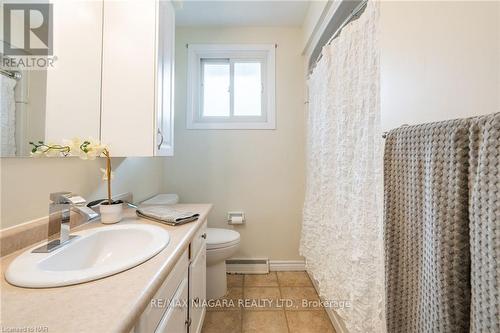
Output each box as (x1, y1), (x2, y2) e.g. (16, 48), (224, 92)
(141, 193), (179, 205)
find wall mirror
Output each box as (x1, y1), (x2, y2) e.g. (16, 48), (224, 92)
(1, 1), (103, 157)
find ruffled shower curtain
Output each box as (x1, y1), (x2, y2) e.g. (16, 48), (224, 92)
(0, 75), (17, 156)
(300, 2), (385, 332)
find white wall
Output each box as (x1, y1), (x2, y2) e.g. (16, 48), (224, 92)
(164, 27), (306, 261)
(380, 0), (500, 131)
(1, 157), (164, 229)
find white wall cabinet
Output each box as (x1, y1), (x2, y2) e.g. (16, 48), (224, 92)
(101, 0), (175, 157)
(45, 0), (103, 142)
(20, 0), (174, 157)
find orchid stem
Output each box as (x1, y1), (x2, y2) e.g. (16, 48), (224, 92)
(103, 149), (112, 204)
(29, 140), (113, 204)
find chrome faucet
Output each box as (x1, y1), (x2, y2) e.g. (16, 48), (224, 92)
(32, 192), (99, 253)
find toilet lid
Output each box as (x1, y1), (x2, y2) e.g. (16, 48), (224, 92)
(206, 228), (240, 250)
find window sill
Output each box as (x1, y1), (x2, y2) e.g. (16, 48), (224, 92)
(186, 120), (276, 130)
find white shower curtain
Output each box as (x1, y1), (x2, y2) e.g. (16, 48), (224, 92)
(300, 2), (385, 332)
(0, 75), (17, 156)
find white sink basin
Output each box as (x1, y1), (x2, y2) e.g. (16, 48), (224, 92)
(5, 224), (170, 288)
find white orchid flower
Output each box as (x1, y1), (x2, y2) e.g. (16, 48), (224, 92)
(100, 168), (114, 181)
(30, 138), (114, 204)
(63, 138), (82, 151)
(83, 140), (106, 158)
(85, 141), (107, 160)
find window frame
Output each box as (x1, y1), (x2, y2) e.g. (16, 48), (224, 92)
(187, 44), (276, 130)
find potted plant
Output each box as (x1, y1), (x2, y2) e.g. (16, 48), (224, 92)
(30, 139), (123, 223)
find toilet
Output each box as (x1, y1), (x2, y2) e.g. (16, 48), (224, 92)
(206, 228), (240, 300)
(141, 194), (240, 300)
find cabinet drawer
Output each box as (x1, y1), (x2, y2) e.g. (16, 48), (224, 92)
(155, 275), (188, 333)
(190, 220), (207, 259)
(135, 250), (189, 333)
(189, 242), (206, 333)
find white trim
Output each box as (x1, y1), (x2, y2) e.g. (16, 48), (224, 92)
(225, 259), (306, 274)
(269, 260), (306, 271)
(187, 43), (276, 130)
(186, 121), (276, 130)
(307, 271), (348, 333)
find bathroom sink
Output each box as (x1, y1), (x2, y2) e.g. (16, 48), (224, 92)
(5, 224), (170, 288)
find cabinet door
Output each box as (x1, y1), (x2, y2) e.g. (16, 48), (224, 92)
(45, 0), (102, 142)
(155, 275), (189, 333)
(189, 243), (206, 333)
(134, 251), (189, 333)
(155, 0), (175, 156)
(101, 0), (157, 156)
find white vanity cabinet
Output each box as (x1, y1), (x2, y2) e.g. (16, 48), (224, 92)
(100, 0), (175, 157)
(134, 221), (207, 333)
(155, 274), (189, 333)
(135, 251), (189, 333)
(189, 222), (207, 333)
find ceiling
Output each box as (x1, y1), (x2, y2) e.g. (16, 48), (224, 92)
(175, 1), (311, 27)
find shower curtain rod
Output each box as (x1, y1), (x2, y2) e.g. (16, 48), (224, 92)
(325, 0), (368, 49)
(309, 0), (369, 75)
(0, 68), (21, 80)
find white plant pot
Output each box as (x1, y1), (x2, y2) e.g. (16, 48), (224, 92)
(100, 203), (123, 224)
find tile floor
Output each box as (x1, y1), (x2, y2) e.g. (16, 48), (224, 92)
(201, 271), (336, 333)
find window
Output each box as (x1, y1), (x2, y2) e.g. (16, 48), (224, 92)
(187, 44), (276, 129)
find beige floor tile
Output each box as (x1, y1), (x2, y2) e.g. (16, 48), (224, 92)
(285, 311), (335, 333)
(243, 287), (282, 310)
(242, 311), (288, 333)
(281, 287), (322, 311)
(203, 272), (334, 332)
(244, 272), (279, 287)
(227, 274), (244, 287)
(202, 310), (242, 333)
(277, 271), (313, 287)
(208, 287), (243, 311)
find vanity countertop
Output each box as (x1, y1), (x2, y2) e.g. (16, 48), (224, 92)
(0, 204), (212, 333)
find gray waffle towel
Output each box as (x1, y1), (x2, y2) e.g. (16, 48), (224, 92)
(384, 112), (500, 333)
(469, 113), (500, 333)
(384, 119), (472, 332)
(136, 206), (199, 226)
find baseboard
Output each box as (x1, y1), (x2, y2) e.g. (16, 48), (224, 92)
(307, 271), (348, 333)
(269, 260), (306, 271)
(225, 259), (307, 274)
(226, 259), (269, 274)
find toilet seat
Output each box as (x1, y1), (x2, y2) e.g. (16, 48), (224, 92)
(206, 228), (240, 250)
